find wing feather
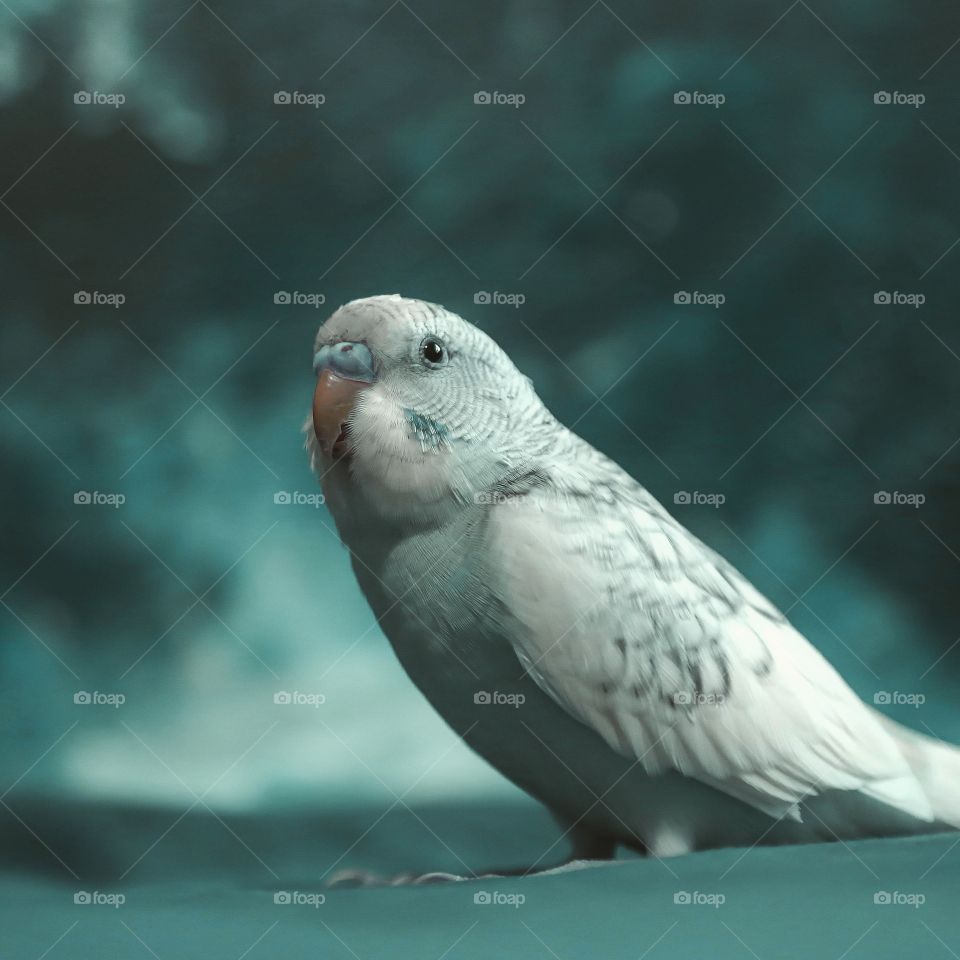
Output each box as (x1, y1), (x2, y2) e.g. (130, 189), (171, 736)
(486, 479), (932, 825)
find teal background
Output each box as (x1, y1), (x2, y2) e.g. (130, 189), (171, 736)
(2, 0), (960, 956)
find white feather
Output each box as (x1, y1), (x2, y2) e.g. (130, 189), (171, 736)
(485, 480), (935, 826)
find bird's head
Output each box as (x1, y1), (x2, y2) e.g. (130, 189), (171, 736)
(306, 295), (551, 525)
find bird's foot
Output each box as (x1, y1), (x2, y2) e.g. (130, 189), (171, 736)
(327, 868), (482, 888)
(327, 858), (618, 888)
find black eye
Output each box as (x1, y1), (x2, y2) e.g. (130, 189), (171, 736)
(420, 336), (447, 366)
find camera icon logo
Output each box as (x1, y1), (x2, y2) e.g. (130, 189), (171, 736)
(274, 291), (291, 304)
(474, 891), (491, 904)
(874, 491), (891, 505)
(674, 891), (692, 904)
(274, 891), (291, 904)
(673, 291), (691, 304)
(474, 691), (491, 705)
(274, 691), (292, 705)
(74, 891), (91, 904)
(673, 91), (691, 104)
(73, 491), (92, 504)
(74, 291), (91, 305)
(273, 491), (291, 505)
(73, 691), (92, 704)
(74, 91), (91, 104)
(874, 891), (892, 904)
(473, 291), (492, 304)
(874, 691), (892, 705)
(874, 91), (891, 104)
(473, 91), (491, 104)
(874, 291), (891, 304)
(673, 491), (691, 504)
(274, 91), (291, 104)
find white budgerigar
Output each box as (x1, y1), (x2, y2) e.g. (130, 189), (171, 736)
(306, 294), (960, 876)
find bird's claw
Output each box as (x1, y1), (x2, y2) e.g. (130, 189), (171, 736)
(327, 868), (473, 888)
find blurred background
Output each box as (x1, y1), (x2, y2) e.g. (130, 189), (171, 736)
(2, 0), (960, 927)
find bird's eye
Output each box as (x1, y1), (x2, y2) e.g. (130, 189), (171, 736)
(419, 336), (447, 366)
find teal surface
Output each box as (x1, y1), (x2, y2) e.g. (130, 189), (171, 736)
(3, 798), (958, 958)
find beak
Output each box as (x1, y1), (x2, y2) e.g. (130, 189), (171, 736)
(312, 342), (376, 459)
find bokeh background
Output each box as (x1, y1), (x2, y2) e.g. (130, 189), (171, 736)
(3, 1), (960, 956)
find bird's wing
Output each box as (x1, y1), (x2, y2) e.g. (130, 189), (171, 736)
(485, 478), (931, 823)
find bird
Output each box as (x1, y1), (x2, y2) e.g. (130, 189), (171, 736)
(306, 293), (960, 880)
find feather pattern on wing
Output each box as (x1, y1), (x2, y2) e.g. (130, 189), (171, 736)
(485, 446), (933, 825)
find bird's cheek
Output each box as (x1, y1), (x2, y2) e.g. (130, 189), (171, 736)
(347, 394), (460, 505)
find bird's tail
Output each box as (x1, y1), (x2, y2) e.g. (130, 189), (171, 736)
(879, 714), (960, 829)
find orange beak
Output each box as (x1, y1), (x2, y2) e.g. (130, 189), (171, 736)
(312, 369), (370, 459)
(312, 341), (376, 459)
